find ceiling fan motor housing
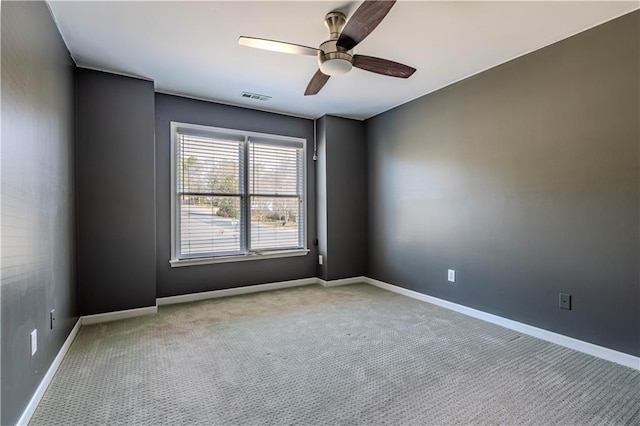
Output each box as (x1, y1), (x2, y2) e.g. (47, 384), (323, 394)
(319, 12), (353, 76)
(319, 41), (353, 76)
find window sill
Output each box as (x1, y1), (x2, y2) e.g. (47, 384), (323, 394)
(169, 249), (310, 268)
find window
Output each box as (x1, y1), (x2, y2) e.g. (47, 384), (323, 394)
(170, 122), (307, 266)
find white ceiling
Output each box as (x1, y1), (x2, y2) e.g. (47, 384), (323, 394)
(47, 1), (638, 120)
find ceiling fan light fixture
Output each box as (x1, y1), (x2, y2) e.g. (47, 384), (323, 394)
(318, 48), (353, 76)
(320, 57), (352, 76)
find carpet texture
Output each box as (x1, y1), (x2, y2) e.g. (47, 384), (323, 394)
(31, 284), (639, 425)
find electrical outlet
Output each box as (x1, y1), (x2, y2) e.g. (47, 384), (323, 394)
(448, 269), (456, 283)
(559, 293), (571, 310)
(318, 255), (323, 265)
(50, 309), (56, 330)
(30, 329), (38, 356)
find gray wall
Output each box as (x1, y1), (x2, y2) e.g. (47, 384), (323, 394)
(316, 116), (329, 280)
(1, 2), (76, 424)
(366, 11), (639, 356)
(316, 116), (367, 281)
(75, 69), (156, 315)
(155, 94), (317, 297)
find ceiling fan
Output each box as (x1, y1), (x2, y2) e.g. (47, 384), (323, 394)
(238, 0), (416, 96)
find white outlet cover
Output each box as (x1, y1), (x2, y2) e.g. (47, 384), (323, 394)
(448, 269), (456, 283)
(318, 255), (323, 265)
(30, 329), (38, 356)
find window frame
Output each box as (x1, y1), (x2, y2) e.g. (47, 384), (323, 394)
(169, 121), (309, 267)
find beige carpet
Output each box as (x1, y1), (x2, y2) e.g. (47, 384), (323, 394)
(31, 283), (639, 425)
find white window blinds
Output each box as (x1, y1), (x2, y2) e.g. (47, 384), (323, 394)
(249, 141), (304, 250)
(177, 134), (244, 257)
(173, 124), (305, 260)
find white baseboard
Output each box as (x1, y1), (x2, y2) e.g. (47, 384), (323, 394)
(317, 276), (366, 287)
(157, 275), (365, 306)
(80, 305), (158, 325)
(157, 277), (317, 306)
(366, 277), (640, 371)
(16, 319), (81, 426)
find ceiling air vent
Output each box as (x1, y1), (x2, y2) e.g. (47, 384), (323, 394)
(240, 92), (271, 101)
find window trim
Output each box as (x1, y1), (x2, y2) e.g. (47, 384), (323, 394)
(169, 248), (310, 267)
(170, 121), (308, 266)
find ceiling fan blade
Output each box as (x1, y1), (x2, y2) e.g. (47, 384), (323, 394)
(353, 55), (416, 78)
(337, 0), (396, 51)
(304, 69), (330, 96)
(238, 36), (319, 56)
